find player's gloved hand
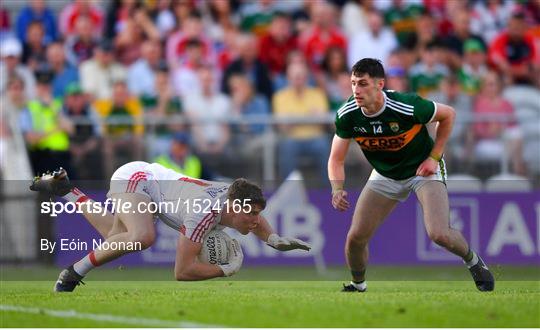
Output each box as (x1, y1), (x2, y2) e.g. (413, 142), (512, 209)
(218, 239), (243, 277)
(266, 233), (311, 251)
(331, 189), (350, 211)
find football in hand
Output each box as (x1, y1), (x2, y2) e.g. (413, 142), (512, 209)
(198, 230), (232, 265)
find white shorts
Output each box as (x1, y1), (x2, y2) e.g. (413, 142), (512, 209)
(107, 161), (157, 199)
(365, 160), (447, 202)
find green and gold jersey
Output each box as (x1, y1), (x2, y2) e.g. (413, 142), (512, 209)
(335, 90), (437, 180)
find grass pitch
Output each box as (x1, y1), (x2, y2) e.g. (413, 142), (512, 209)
(1, 266), (539, 327)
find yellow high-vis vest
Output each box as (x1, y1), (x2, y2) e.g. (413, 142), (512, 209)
(153, 154), (202, 178)
(27, 99), (69, 151)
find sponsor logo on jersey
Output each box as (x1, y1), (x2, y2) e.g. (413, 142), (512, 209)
(389, 122), (400, 132)
(353, 126), (368, 133)
(355, 124), (422, 151)
(205, 185), (229, 198)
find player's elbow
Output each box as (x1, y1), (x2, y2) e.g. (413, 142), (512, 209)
(441, 105), (456, 122)
(174, 271), (189, 281)
(174, 266), (193, 281)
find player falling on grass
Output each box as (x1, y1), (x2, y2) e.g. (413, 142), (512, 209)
(328, 58), (494, 292)
(30, 161), (310, 292)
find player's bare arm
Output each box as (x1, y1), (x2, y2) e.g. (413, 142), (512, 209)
(328, 135), (351, 211)
(174, 234), (240, 281)
(416, 103), (456, 177)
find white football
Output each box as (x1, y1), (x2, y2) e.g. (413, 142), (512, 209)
(198, 229), (231, 265)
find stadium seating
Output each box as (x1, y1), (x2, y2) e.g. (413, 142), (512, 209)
(484, 173), (532, 192)
(446, 174), (483, 192)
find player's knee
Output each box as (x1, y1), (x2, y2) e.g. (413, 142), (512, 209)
(428, 230), (450, 247)
(130, 231), (155, 250)
(346, 230), (369, 247)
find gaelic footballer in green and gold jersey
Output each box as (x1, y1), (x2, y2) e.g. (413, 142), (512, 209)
(335, 90), (437, 180)
(330, 58), (494, 293)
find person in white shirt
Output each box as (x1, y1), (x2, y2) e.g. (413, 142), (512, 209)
(79, 40), (126, 100)
(347, 10), (398, 69)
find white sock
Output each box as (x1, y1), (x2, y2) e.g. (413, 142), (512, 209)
(465, 251), (479, 267)
(351, 281), (367, 291)
(63, 188), (89, 204)
(73, 251), (99, 276)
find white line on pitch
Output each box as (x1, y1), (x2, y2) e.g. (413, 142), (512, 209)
(0, 304), (223, 328)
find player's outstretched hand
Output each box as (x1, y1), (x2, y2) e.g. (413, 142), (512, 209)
(331, 189), (350, 211)
(416, 157), (438, 177)
(218, 239), (243, 277)
(267, 233), (311, 251)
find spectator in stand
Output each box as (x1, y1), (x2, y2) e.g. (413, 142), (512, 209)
(458, 39), (488, 96)
(204, 0), (240, 42)
(221, 33), (273, 102)
(152, 132), (213, 180)
(104, 0), (139, 40)
(64, 15), (99, 67)
(153, 0), (176, 40)
(183, 65), (231, 157)
(488, 11), (538, 85)
(15, 0), (57, 44)
(385, 66), (409, 92)
(166, 10), (214, 70)
(0, 6), (10, 39)
(520, 0), (540, 24)
(302, 1), (347, 70)
(171, 38), (206, 97)
(428, 74), (473, 171)
(58, 0), (104, 38)
(258, 12), (297, 90)
(443, 8), (487, 70)
(114, 5), (160, 66)
(383, 0), (424, 47)
(341, 0), (374, 38)
(238, 0), (276, 36)
(228, 74), (270, 140)
(46, 42), (79, 99)
(0, 38), (36, 99)
(127, 39), (162, 98)
(347, 10), (398, 68)
(273, 62), (330, 181)
(21, 20), (48, 70)
(212, 25), (238, 72)
(145, 63), (183, 158)
(170, 0), (195, 26)
(403, 9), (443, 61)
(62, 82), (103, 180)
(19, 65), (73, 175)
(93, 80), (144, 177)
(471, 0), (516, 44)
(2, 75), (27, 132)
(80, 39), (126, 100)
(409, 40), (449, 97)
(470, 70), (526, 175)
(317, 46), (349, 111)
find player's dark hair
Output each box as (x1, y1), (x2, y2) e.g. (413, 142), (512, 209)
(228, 178), (266, 210)
(351, 58), (385, 79)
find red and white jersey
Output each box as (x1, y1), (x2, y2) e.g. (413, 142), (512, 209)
(108, 161), (229, 243)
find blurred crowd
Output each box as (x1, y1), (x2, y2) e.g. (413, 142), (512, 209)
(1, 0), (539, 185)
